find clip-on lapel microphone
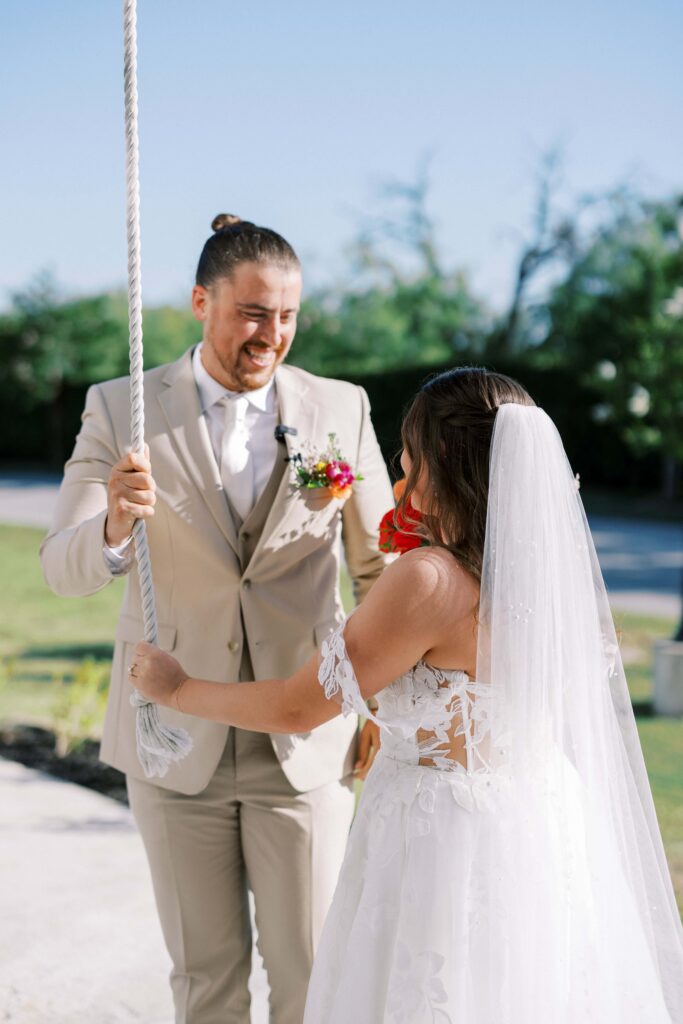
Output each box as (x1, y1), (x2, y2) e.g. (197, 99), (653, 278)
(275, 424), (298, 460)
(274, 425), (298, 442)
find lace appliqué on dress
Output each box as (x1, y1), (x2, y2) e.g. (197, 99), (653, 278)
(317, 620), (509, 780)
(318, 621), (371, 720)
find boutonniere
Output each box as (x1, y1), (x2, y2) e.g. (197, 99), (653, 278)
(379, 478), (428, 554)
(290, 432), (363, 500)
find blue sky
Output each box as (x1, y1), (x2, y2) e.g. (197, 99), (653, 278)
(1, 0), (681, 313)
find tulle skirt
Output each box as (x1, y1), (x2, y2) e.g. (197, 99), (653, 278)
(303, 750), (675, 1024)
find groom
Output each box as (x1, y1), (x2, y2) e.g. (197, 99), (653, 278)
(40, 216), (393, 1023)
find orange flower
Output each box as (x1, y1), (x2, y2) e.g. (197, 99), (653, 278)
(392, 478), (407, 501)
(330, 483), (354, 500)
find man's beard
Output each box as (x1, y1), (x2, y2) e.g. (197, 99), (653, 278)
(216, 344), (283, 390)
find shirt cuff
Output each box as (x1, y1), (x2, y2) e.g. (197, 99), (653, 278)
(102, 534), (135, 576)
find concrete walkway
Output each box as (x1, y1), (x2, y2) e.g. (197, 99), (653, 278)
(0, 471), (63, 530)
(0, 757), (269, 1024)
(592, 516), (683, 620)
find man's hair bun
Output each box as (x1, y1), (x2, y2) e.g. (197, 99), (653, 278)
(211, 213), (242, 232)
(197, 215), (300, 287)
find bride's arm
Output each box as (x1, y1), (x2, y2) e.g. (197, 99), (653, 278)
(132, 548), (475, 734)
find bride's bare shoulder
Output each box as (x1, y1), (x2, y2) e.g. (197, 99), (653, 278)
(348, 547), (479, 667)
(391, 544), (473, 580)
(376, 546), (478, 619)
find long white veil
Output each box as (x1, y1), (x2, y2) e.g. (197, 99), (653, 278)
(473, 403), (683, 1021)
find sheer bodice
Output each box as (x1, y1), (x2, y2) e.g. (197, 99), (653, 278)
(318, 619), (512, 800)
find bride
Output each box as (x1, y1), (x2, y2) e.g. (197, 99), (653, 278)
(131, 367), (683, 1022)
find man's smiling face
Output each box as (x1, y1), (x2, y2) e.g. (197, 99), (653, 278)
(192, 261), (302, 391)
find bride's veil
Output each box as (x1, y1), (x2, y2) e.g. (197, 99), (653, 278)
(473, 402), (683, 1020)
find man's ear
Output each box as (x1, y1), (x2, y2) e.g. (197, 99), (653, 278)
(191, 285), (209, 322)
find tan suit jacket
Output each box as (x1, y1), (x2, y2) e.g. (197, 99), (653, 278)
(40, 349), (393, 794)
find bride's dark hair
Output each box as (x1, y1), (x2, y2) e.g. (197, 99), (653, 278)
(400, 367), (535, 581)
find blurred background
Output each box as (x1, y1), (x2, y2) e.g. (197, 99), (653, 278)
(0, 1), (681, 1019)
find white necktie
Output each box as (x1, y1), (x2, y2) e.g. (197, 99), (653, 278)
(220, 395), (254, 522)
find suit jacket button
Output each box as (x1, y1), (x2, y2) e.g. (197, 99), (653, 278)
(242, 579), (251, 590)
(228, 640), (239, 653)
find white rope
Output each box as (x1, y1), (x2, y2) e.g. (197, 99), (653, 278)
(123, 0), (193, 777)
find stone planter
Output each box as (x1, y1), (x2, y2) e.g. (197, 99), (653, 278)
(653, 640), (683, 716)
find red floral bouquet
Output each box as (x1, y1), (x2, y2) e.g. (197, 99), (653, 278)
(379, 478), (428, 554)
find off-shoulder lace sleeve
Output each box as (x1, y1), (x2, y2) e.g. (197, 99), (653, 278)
(318, 619), (378, 720)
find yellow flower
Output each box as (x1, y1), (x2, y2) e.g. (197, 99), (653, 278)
(315, 461), (327, 471)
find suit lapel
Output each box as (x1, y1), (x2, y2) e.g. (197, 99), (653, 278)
(157, 351), (239, 555)
(245, 364), (318, 569)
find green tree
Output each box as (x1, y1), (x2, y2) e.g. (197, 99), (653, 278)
(290, 167), (489, 375)
(0, 273), (128, 466)
(490, 148), (577, 356)
(106, 290), (200, 369)
(544, 193), (683, 499)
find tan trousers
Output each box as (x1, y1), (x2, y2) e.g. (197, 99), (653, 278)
(127, 728), (355, 1024)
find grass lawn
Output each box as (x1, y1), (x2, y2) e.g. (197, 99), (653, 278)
(1, 523), (681, 913)
(0, 525), (124, 725)
(612, 609), (683, 914)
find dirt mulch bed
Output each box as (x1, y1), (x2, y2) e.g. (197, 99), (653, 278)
(0, 723), (128, 805)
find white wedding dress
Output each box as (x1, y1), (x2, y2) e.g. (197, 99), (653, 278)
(303, 405), (683, 1023)
(303, 622), (675, 1024)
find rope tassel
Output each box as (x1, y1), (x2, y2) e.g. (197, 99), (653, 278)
(123, 0), (193, 777)
(130, 693), (194, 779)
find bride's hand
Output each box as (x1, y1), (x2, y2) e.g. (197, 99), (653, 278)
(130, 641), (188, 708)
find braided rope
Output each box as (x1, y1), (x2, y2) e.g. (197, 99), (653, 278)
(123, 0), (193, 776)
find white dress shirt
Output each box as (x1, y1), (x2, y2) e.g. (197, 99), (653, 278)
(192, 343), (279, 500)
(104, 343), (280, 574)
